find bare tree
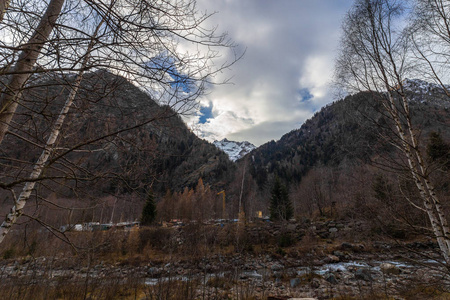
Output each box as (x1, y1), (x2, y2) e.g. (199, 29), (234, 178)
(0, 0), (237, 244)
(336, 0), (450, 263)
(409, 0), (450, 96)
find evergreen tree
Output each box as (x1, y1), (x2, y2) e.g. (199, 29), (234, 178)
(372, 175), (392, 202)
(270, 176), (293, 221)
(141, 190), (157, 226)
(427, 132), (450, 169)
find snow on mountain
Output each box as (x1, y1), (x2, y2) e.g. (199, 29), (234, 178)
(213, 138), (256, 162)
(402, 78), (449, 106)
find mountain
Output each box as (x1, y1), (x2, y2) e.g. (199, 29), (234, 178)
(0, 70), (235, 199)
(243, 82), (450, 188)
(213, 138), (256, 162)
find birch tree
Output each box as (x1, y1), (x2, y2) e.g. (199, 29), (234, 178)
(0, 0), (64, 144)
(335, 0), (450, 264)
(0, 15), (104, 244)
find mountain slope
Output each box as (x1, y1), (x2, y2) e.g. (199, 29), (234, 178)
(0, 70), (235, 199)
(244, 87), (450, 188)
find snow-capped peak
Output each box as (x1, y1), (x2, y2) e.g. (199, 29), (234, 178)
(213, 138), (256, 162)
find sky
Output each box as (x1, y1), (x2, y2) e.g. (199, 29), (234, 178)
(187, 0), (354, 146)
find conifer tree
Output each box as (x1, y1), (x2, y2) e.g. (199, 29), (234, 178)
(141, 190), (157, 226)
(427, 132), (450, 168)
(270, 176), (293, 221)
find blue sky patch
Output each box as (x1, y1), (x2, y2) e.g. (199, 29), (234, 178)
(146, 55), (194, 93)
(298, 88), (313, 102)
(199, 102), (213, 124)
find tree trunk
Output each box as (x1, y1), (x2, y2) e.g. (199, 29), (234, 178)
(386, 91), (450, 263)
(0, 0), (10, 22)
(0, 0), (64, 145)
(0, 16), (103, 245)
(398, 92), (450, 253)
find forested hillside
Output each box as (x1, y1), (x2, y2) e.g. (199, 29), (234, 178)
(246, 88), (450, 189)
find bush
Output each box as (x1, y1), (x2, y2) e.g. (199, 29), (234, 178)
(138, 228), (173, 252)
(278, 233), (295, 248)
(2, 248), (15, 259)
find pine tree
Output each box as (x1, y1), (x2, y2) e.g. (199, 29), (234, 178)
(372, 175), (392, 202)
(270, 176), (293, 221)
(141, 190), (157, 226)
(427, 132), (450, 169)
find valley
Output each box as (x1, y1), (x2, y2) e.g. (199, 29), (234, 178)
(1, 0), (450, 299)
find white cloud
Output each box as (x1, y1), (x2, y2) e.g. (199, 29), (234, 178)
(189, 0), (353, 146)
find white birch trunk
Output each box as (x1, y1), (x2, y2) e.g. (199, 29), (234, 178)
(0, 18), (103, 244)
(0, 0), (64, 145)
(398, 93), (450, 252)
(386, 91), (450, 263)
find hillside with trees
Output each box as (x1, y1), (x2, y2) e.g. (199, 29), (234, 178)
(0, 70), (236, 228)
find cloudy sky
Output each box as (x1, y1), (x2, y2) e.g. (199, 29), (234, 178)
(188, 0), (354, 146)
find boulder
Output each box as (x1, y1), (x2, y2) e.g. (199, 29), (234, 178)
(310, 277), (321, 288)
(290, 278), (301, 288)
(324, 254), (340, 263)
(355, 268), (372, 281)
(324, 272), (338, 284)
(287, 224), (297, 231)
(340, 242), (354, 250)
(271, 263), (284, 271)
(380, 263), (401, 275)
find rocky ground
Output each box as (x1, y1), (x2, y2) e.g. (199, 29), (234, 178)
(1, 220), (449, 299)
(1, 243), (448, 299)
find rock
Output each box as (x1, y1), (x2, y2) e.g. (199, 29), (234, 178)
(329, 227), (338, 233)
(324, 254), (340, 263)
(324, 272), (338, 284)
(340, 242), (354, 250)
(310, 277), (321, 288)
(380, 263), (401, 275)
(333, 250), (345, 257)
(318, 231), (329, 239)
(273, 271), (283, 278)
(271, 263), (284, 271)
(290, 278), (301, 288)
(355, 268), (372, 281)
(287, 224), (297, 231)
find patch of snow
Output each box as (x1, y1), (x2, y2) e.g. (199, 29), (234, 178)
(213, 138), (256, 162)
(401, 78), (450, 107)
